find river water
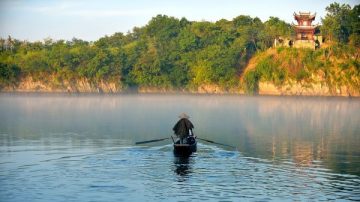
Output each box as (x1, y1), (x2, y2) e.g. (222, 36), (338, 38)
(0, 94), (359, 201)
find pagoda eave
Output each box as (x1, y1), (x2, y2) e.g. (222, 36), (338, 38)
(294, 15), (316, 21)
(294, 26), (317, 30)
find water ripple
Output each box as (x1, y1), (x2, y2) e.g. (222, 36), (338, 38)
(0, 143), (359, 201)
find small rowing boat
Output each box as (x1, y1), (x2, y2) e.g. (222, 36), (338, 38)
(173, 136), (197, 156)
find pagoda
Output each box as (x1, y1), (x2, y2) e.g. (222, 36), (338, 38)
(293, 12), (319, 49)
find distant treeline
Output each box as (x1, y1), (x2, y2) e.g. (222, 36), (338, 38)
(0, 2), (359, 92)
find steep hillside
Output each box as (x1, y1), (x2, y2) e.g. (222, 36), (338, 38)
(241, 44), (360, 96)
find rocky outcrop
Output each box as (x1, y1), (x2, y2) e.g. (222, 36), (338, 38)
(196, 85), (225, 94)
(1, 77), (358, 97)
(241, 46), (360, 97)
(1, 77), (122, 93)
(259, 81), (359, 97)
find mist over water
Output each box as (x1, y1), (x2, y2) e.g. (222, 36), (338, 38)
(0, 94), (359, 201)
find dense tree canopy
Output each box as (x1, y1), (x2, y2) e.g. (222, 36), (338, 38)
(0, 3), (359, 92)
(321, 3), (360, 45)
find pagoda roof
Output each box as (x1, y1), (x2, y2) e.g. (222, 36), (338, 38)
(294, 12), (316, 21)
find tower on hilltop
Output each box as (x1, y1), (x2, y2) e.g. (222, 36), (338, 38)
(293, 12), (317, 41)
(292, 12), (320, 49)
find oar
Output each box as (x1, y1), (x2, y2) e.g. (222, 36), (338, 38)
(135, 137), (169, 145)
(197, 137), (236, 149)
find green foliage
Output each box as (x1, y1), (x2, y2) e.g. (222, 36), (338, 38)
(243, 70), (259, 95)
(321, 3), (359, 45)
(0, 62), (20, 88)
(0, 2), (358, 93)
(264, 17), (294, 47)
(246, 43), (360, 95)
(189, 44), (239, 89)
(255, 57), (281, 82)
(243, 56), (286, 93)
(296, 68), (310, 82)
(0, 11), (295, 91)
(146, 15), (183, 41)
(178, 27), (199, 52)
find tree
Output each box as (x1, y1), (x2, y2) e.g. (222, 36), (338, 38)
(130, 40), (170, 87)
(3, 2), (357, 93)
(0, 62), (20, 87)
(348, 5), (360, 47)
(189, 44), (238, 89)
(145, 15), (182, 42)
(321, 3), (358, 43)
(263, 17), (293, 47)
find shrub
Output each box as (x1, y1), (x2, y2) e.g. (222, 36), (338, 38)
(0, 62), (21, 88)
(243, 70), (260, 95)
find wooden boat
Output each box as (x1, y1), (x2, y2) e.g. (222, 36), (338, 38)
(173, 136), (197, 156)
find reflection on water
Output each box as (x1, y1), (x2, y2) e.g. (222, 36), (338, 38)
(173, 156), (193, 178)
(0, 94), (359, 201)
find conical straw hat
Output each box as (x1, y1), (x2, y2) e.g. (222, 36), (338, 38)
(178, 113), (190, 119)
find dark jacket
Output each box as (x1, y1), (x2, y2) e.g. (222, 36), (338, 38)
(173, 118), (194, 138)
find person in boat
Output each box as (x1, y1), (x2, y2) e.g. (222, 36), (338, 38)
(173, 113), (194, 144)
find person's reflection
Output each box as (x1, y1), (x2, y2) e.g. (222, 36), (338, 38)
(173, 156), (193, 177)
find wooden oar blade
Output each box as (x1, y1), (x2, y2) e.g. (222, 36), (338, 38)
(135, 138), (169, 145)
(197, 137), (236, 149)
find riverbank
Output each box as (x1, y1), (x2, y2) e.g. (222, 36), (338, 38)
(1, 76), (359, 97)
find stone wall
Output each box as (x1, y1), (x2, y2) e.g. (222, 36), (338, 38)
(293, 40), (315, 49)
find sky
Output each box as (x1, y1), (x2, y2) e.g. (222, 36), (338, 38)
(0, 0), (358, 42)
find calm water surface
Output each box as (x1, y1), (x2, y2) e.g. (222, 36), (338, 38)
(0, 94), (359, 201)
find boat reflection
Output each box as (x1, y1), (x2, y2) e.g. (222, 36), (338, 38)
(173, 156), (194, 177)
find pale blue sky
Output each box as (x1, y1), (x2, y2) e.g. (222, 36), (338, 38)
(0, 0), (358, 41)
